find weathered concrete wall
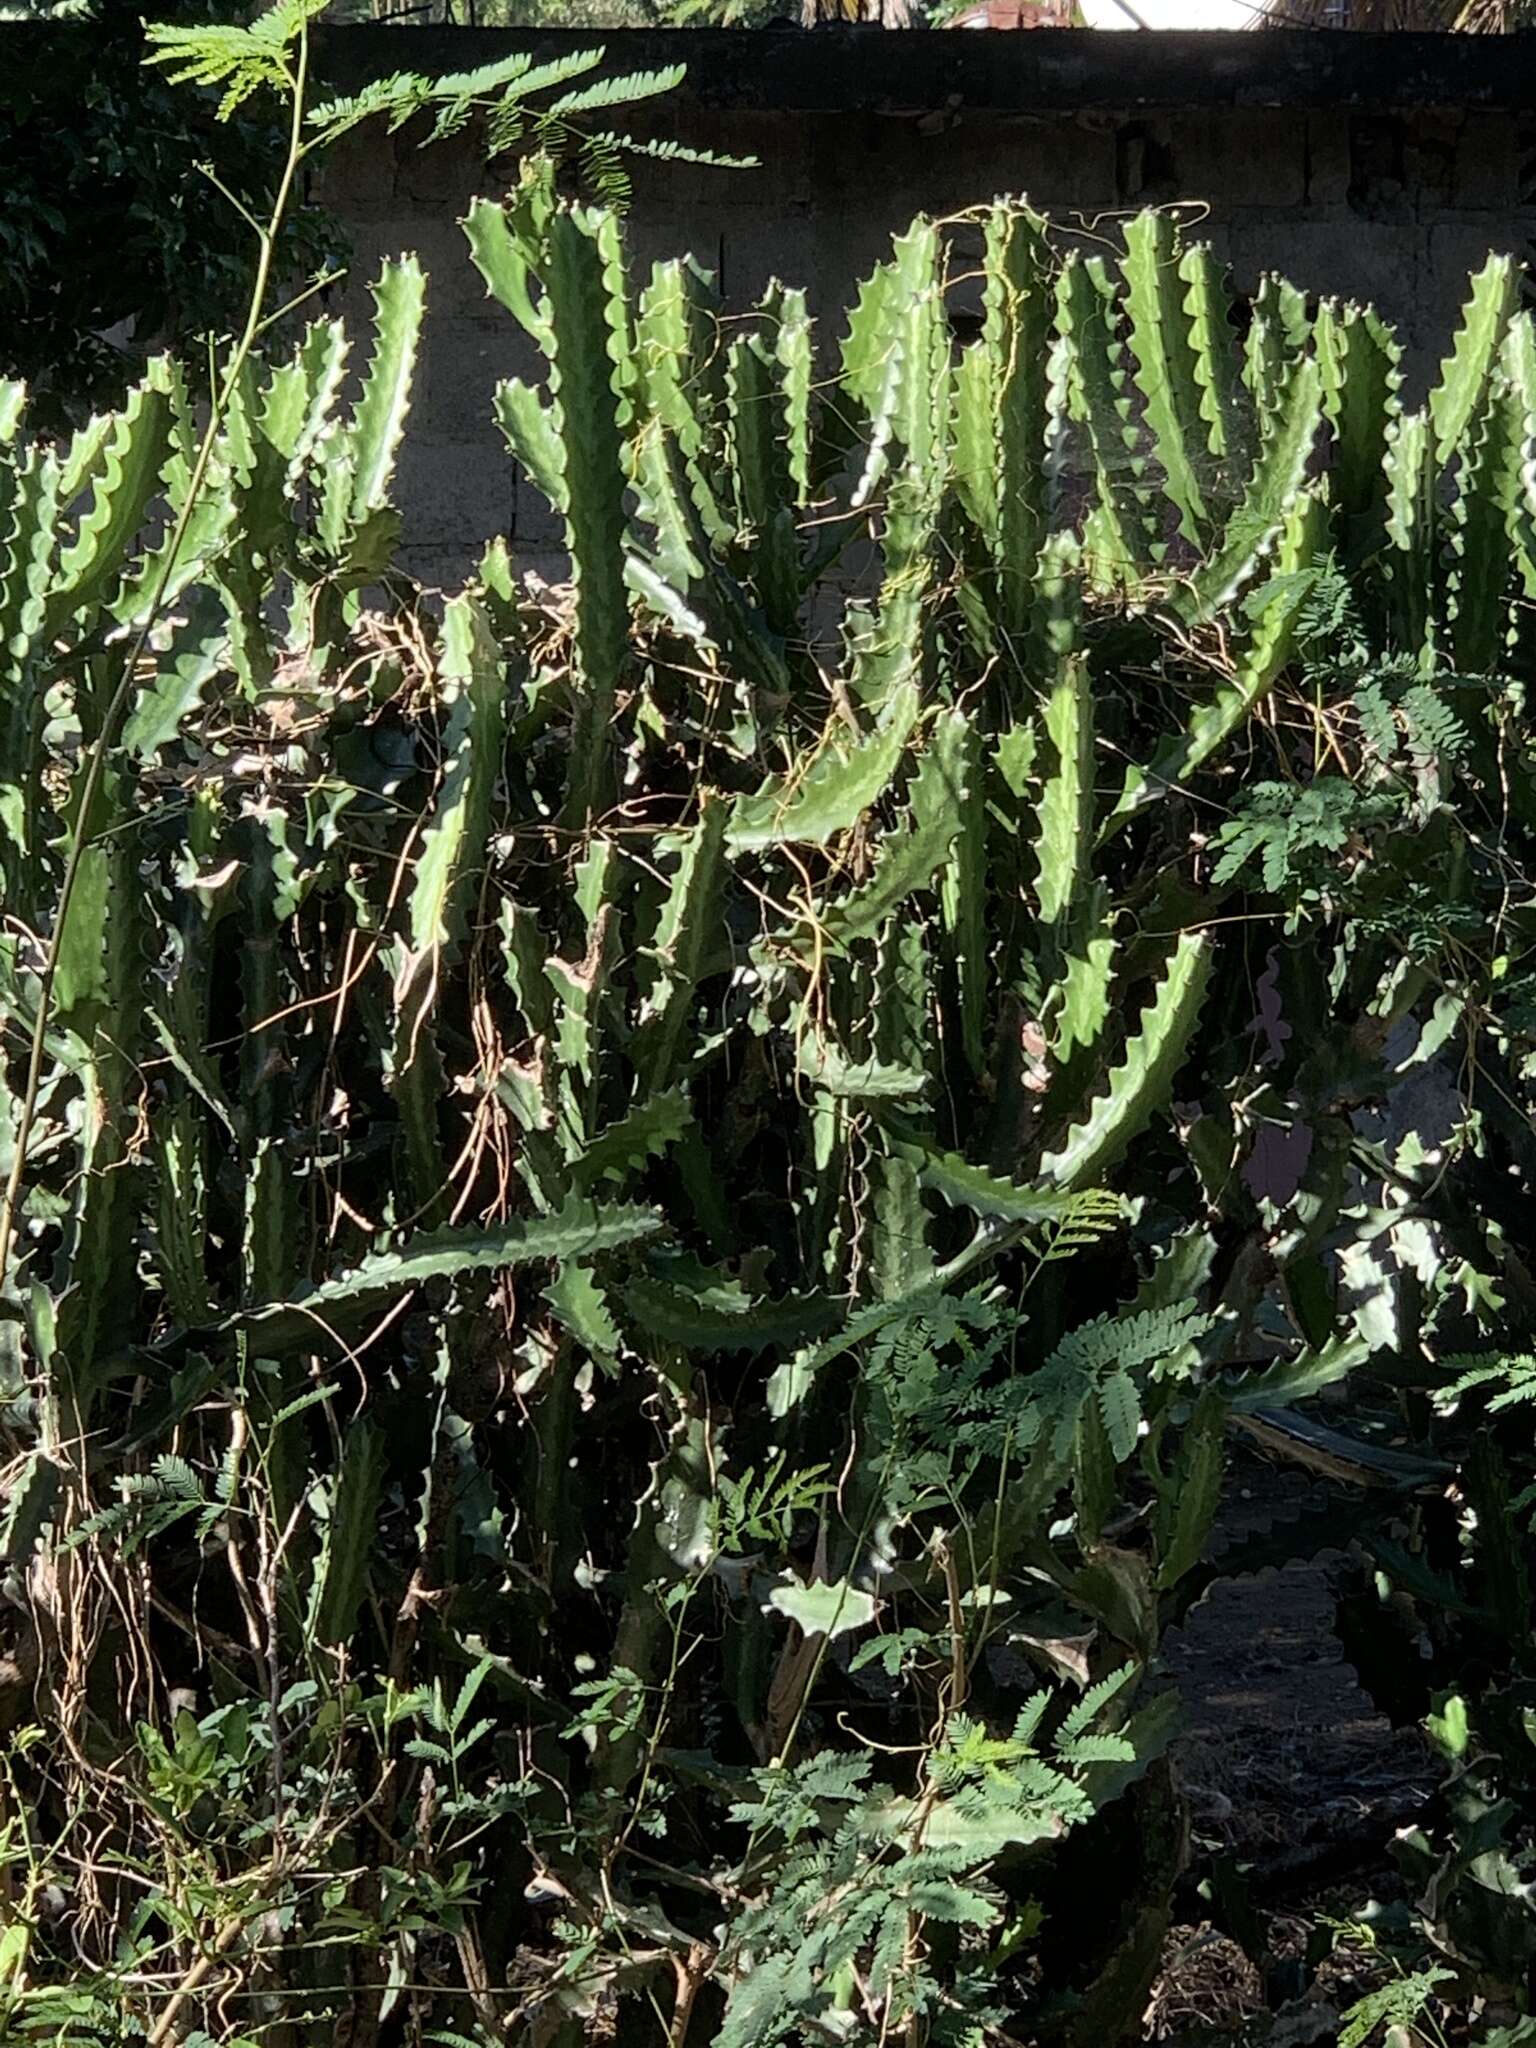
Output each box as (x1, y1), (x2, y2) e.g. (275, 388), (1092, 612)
(311, 28), (1536, 577)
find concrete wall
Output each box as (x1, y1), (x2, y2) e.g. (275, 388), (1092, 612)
(310, 28), (1536, 578)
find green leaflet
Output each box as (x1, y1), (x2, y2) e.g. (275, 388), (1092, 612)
(1429, 251), (1516, 465)
(1039, 931), (1211, 1189)
(214, 1201), (665, 1358)
(1122, 211), (1210, 544)
(728, 681), (921, 850)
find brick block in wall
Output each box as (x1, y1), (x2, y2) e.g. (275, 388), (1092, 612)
(835, 111), (1118, 217)
(393, 433), (513, 562)
(409, 316), (541, 445)
(1228, 220), (1427, 338)
(512, 463), (567, 556)
(1302, 114), (1351, 210)
(1453, 115), (1518, 211)
(338, 214), (489, 325)
(388, 126), (483, 210)
(1162, 111), (1306, 213)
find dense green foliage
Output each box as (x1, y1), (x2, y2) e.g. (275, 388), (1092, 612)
(7, 18), (1536, 2041)
(0, 0), (339, 426)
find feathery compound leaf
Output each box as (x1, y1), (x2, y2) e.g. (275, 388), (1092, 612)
(547, 63), (686, 116)
(1097, 1370), (1142, 1462)
(143, 0), (326, 117)
(1040, 932), (1211, 1188)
